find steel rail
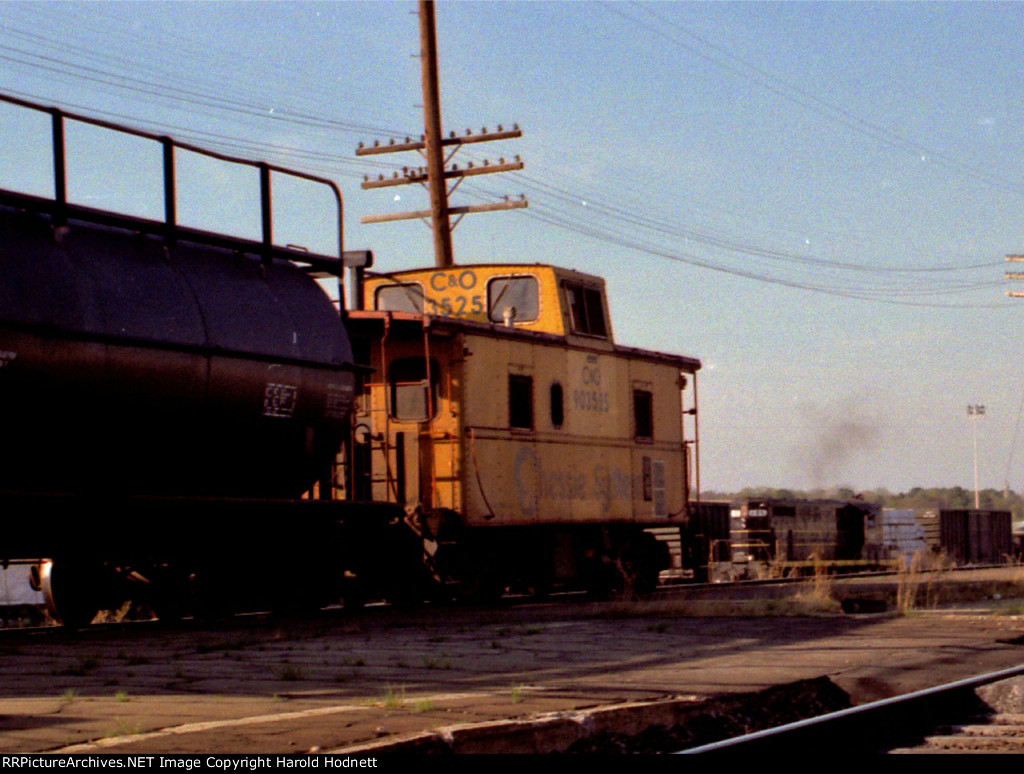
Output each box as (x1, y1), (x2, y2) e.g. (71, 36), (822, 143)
(679, 664), (1024, 754)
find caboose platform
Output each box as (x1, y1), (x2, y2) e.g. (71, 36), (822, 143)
(1, 566), (1023, 755)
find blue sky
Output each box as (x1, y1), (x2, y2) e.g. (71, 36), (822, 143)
(1, 1), (1022, 494)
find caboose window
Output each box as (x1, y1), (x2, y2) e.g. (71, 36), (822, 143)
(509, 374), (534, 430)
(564, 283), (607, 337)
(633, 389), (654, 440)
(549, 382), (564, 429)
(388, 357), (439, 421)
(376, 283), (424, 313)
(487, 276), (539, 324)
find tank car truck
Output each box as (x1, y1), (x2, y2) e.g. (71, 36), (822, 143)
(0, 95), (419, 626)
(340, 264), (702, 598)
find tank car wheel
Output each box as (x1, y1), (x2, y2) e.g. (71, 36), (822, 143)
(386, 565), (428, 611)
(40, 560), (100, 629)
(147, 566), (193, 623)
(341, 574), (366, 611)
(189, 567), (237, 621)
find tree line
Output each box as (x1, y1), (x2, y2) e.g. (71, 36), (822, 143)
(701, 486), (1024, 524)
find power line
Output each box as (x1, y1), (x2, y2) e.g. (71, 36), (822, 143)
(609, 1), (1024, 197)
(0, 3), (1012, 308)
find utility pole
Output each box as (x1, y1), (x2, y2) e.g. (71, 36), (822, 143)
(1005, 254), (1024, 499)
(357, 0), (526, 268)
(417, 0), (452, 267)
(968, 404), (985, 509)
(1005, 254), (1024, 295)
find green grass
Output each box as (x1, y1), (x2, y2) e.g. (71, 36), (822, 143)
(52, 655), (99, 677)
(382, 685), (406, 709)
(411, 698), (437, 713)
(277, 664), (307, 681)
(106, 719), (143, 738)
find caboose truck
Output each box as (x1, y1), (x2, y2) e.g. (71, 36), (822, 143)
(340, 264), (702, 598)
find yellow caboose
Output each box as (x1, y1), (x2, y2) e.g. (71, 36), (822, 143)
(340, 263), (701, 597)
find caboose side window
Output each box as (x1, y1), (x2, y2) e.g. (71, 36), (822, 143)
(388, 357), (439, 421)
(376, 283), (425, 313)
(509, 374), (534, 430)
(549, 381), (564, 429)
(487, 276), (539, 324)
(633, 389), (654, 440)
(564, 282), (608, 337)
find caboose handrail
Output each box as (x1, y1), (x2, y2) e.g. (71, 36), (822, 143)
(0, 92), (344, 274)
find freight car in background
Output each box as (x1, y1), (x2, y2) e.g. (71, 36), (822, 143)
(930, 509), (1014, 566)
(720, 500), (1016, 580)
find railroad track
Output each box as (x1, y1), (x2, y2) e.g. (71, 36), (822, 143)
(1, 561), (1018, 635)
(680, 665), (1024, 754)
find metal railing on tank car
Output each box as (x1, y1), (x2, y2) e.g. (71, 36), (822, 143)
(0, 92), (344, 276)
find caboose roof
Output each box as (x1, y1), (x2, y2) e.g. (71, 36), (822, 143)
(351, 262), (700, 372)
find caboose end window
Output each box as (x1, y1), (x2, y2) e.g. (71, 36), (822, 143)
(376, 283), (425, 313)
(388, 357), (439, 421)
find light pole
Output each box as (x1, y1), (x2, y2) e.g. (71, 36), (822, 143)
(967, 404), (985, 508)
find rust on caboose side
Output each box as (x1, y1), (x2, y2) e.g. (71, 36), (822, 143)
(340, 263), (702, 594)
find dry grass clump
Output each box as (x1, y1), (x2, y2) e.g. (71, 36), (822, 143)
(896, 551), (954, 614)
(791, 556), (840, 614)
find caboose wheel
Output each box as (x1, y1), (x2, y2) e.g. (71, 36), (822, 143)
(456, 566), (505, 603)
(39, 560), (100, 629)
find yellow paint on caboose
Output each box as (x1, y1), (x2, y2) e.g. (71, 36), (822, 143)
(459, 335), (691, 526)
(362, 264), (612, 343)
(343, 262), (700, 532)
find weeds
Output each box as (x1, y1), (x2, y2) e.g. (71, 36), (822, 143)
(52, 655), (99, 677)
(494, 625), (543, 638)
(108, 719), (143, 738)
(997, 602), (1024, 616)
(195, 637), (254, 655)
(411, 698), (437, 713)
(381, 685), (406, 710)
(792, 555), (840, 614)
(423, 653), (452, 670)
(896, 552), (925, 614)
(277, 664), (307, 681)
